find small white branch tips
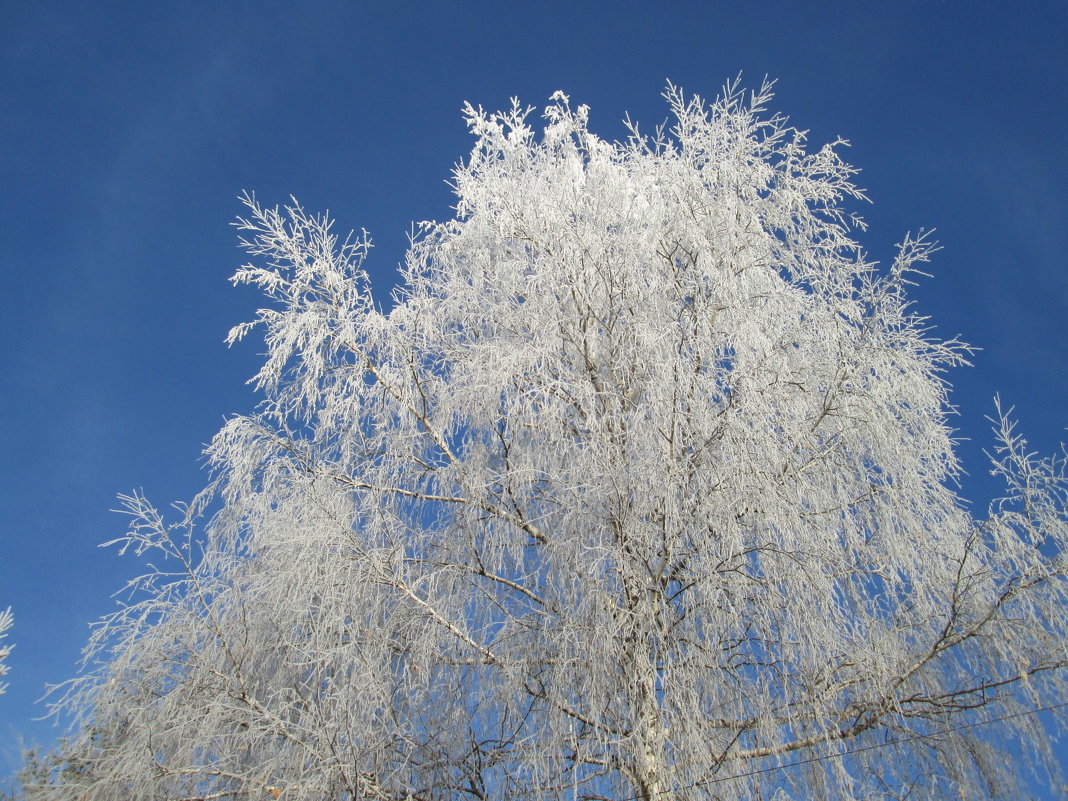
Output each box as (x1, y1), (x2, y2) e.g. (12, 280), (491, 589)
(27, 84), (1068, 801)
(0, 607), (11, 696)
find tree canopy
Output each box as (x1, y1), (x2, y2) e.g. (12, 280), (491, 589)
(0, 608), (11, 697)
(30, 82), (1068, 801)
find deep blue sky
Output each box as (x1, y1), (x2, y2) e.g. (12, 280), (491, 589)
(2, 0), (1066, 787)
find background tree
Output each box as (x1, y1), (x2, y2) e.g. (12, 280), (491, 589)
(35, 83), (1068, 801)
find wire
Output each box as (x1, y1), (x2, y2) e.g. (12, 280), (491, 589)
(696, 699), (1068, 788)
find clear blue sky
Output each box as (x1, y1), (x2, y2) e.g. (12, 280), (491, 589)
(2, 0), (1066, 788)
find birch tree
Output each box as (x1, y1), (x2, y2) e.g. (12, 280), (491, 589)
(34, 82), (1068, 801)
(0, 608), (11, 696)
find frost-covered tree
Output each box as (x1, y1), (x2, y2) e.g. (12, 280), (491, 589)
(0, 607), (11, 695)
(34, 83), (1068, 801)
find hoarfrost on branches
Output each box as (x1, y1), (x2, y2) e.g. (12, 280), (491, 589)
(33, 82), (1068, 801)
(0, 607), (11, 696)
